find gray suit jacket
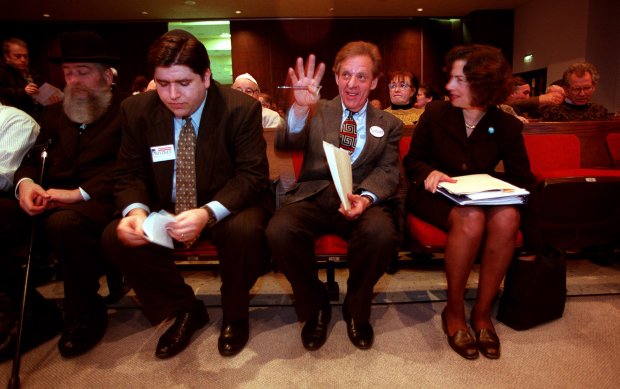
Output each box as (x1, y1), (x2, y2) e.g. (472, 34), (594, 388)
(276, 96), (403, 205)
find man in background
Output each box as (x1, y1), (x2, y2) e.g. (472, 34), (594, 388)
(232, 73), (284, 128)
(0, 38), (45, 120)
(540, 62), (608, 121)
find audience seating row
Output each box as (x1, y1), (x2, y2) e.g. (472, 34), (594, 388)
(174, 122), (620, 296)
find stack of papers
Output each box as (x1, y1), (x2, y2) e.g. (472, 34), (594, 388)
(323, 141), (353, 210)
(437, 174), (529, 205)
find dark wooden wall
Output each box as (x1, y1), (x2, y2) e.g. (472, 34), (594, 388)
(1, 12), (513, 107)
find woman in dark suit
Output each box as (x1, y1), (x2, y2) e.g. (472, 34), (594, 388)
(404, 45), (535, 360)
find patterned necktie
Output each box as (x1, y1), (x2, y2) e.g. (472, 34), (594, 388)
(175, 117), (197, 215)
(339, 110), (357, 154)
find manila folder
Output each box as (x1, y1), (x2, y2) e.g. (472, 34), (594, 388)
(322, 141), (353, 210)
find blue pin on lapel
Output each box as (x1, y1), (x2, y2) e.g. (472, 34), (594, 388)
(488, 126), (495, 134)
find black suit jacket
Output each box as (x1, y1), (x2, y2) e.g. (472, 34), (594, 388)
(14, 89), (123, 223)
(404, 101), (535, 207)
(114, 82), (271, 215)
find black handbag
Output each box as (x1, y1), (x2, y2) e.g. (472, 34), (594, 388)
(497, 249), (566, 330)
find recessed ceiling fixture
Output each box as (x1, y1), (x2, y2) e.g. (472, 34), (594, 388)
(523, 53), (533, 63)
(42, 13), (51, 18)
(141, 11), (149, 15)
(417, 8), (423, 12)
(184, 1), (196, 5)
(235, 10), (242, 14)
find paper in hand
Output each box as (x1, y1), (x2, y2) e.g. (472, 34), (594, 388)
(32, 83), (64, 106)
(322, 141), (353, 210)
(142, 210), (176, 248)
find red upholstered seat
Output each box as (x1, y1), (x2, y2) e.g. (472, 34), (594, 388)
(524, 134), (581, 181)
(291, 149), (348, 256)
(406, 214), (523, 252)
(174, 239), (218, 259)
(607, 133), (620, 168)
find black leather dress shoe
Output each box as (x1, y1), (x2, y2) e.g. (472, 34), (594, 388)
(58, 307), (108, 358)
(441, 309), (478, 360)
(155, 300), (209, 359)
(218, 318), (249, 357)
(301, 301), (331, 351)
(342, 304), (374, 349)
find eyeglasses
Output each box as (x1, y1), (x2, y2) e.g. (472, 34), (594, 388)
(568, 86), (594, 94)
(388, 82), (411, 90)
(235, 87), (258, 95)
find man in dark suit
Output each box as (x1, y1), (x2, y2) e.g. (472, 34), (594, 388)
(0, 30), (123, 358)
(101, 30), (272, 359)
(266, 41), (402, 350)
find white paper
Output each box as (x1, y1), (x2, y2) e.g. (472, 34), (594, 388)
(436, 173), (529, 206)
(32, 83), (64, 106)
(142, 210), (176, 248)
(322, 141), (353, 210)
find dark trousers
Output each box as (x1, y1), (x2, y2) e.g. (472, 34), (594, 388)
(101, 204), (271, 324)
(0, 195), (112, 319)
(266, 186), (400, 323)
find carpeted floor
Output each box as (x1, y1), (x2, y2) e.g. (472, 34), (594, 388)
(2, 258), (620, 388)
(2, 295), (620, 389)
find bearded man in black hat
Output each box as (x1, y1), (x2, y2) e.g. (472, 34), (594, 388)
(0, 30), (123, 359)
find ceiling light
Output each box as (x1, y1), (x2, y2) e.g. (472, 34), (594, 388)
(184, 1), (196, 5)
(417, 8), (423, 12)
(42, 13), (51, 18)
(235, 10), (242, 14)
(141, 11), (149, 15)
(523, 53), (533, 63)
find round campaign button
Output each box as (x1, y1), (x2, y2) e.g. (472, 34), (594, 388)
(488, 126), (495, 134)
(369, 126), (384, 137)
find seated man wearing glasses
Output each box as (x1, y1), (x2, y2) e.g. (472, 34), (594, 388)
(383, 70), (424, 125)
(232, 73), (284, 129)
(540, 62), (609, 121)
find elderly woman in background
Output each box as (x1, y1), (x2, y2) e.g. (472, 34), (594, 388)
(403, 45), (535, 360)
(384, 70), (424, 125)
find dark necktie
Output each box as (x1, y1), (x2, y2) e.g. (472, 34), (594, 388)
(175, 117), (197, 215)
(339, 110), (357, 154)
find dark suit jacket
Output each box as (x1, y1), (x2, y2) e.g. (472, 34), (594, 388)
(404, 101), (535, 208)
(14, 89), (123, 222)
(114, 82), (270, 214)
(276, 96), (403, 205)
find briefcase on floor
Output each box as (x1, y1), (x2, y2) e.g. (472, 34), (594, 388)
(497, 249), (566, 330)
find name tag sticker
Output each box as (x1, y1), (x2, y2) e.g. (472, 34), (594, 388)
(151, 144), (175, 162)
(369, 126), (384, 138)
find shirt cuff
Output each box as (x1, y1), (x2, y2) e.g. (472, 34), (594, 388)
(360, 190), (378, 204)
(204, 201), (231, 223)
(122, 203), (150, 217)
(14, 177), (34, 199)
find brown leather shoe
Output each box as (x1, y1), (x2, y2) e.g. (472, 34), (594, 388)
(441, 309), (478, 360)
(472, 326), (501, 359)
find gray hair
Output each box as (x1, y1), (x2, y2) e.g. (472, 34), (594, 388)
(563, 62), (600, 86)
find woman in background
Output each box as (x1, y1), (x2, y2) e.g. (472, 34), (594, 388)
(384, 70), (424, 125)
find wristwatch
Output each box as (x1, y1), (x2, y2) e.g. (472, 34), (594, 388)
(201, 205), (217, 228)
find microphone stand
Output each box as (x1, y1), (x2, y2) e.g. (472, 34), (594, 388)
(8, 144), (49, 389)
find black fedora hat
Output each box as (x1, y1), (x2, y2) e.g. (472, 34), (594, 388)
(48, 30), (120, 64)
